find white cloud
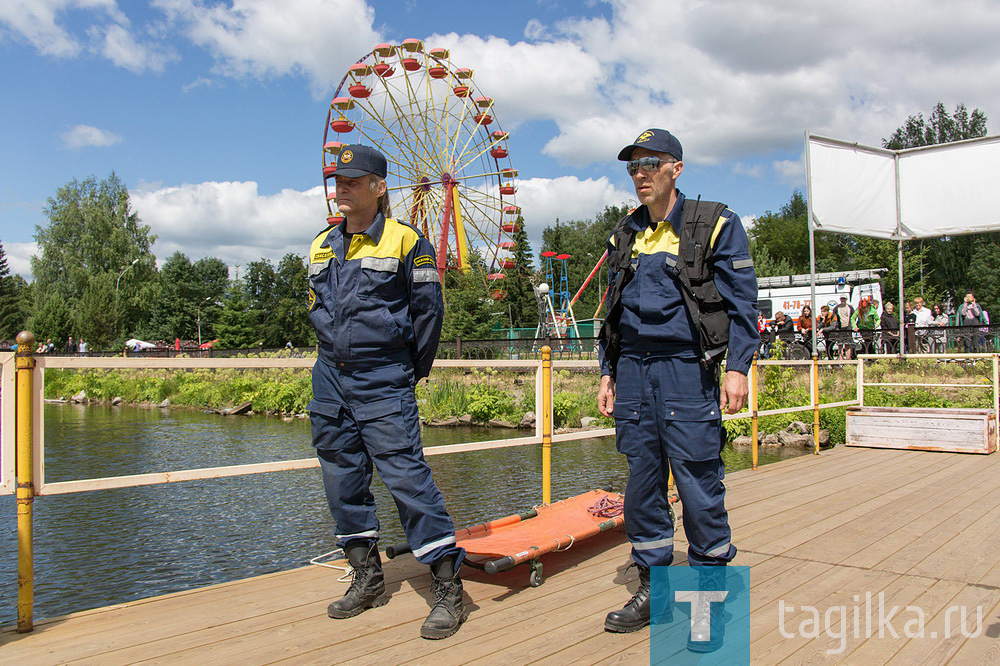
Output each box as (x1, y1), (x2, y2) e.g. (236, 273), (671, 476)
(0, 0), (120, 57)
(425, 0), (1000, 167)
(181, 76), (214, 93)
(733, 163), (763, 179)
(154, 0), (382, 96)
(131, 181), (327, 268)
(4, 242), (37, 281)
(62, 124), (122, 148)
(773, 159), (804, 187)
(96, 22), (177, 73)
(514, 175), (634, 248)
(423, 32), (604, 129)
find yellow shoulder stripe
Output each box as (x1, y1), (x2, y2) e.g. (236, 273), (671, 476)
(709, 210), (734, 248)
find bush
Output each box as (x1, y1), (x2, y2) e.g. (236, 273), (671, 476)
(467, 384), (515, 422)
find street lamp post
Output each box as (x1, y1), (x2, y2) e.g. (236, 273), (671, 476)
(116, 258), (140, 292)
(115, 258), (141, 341)
(196, 296), (211, 346)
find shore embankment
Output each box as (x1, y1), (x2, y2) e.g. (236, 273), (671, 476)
(41, 357), (993, 444)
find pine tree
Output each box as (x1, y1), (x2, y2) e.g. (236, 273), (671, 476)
(0, 242), (24, 340)
(504, 217), (536, 329)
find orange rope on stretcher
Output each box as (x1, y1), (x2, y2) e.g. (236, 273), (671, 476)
(588, 495), (625, 518)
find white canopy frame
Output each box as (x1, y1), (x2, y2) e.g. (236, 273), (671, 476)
(803, 131), (1000, 354)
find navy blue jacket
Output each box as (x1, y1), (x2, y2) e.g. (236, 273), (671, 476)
(599, 191), (759, 375)
(308, 214), (443, 380)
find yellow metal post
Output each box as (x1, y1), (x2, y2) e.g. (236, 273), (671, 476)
(16, 330), (36, 633)
(541, 346), (552, 505)
(812, 353), (821, 455)
(751, 356), (759, 470)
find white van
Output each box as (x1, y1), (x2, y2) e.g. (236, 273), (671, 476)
(757, 269), (887, 322)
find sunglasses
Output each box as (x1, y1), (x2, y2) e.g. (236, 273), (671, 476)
(626, 156), (676, 176)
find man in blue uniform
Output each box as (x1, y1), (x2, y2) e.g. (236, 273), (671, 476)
(308, 144), (465, 640)
(597, 129), (759, 639)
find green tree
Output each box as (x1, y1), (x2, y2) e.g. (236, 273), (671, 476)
(0, 242), (26, 340)
(243, 258), (280, 346)
(147, 252), (197, 341)
(748, 237), (795, 278)
(30, 293), (73, 348)
(747, 191), (810, 274)
(146, 253), (230, 343)
(441, 252), (504, 340)
(32, 173), (157, 343)
(883, 102), (987, 150)
(192, 257), (230, 343)
(76, 273), (118, 347)
(215, 280), (259, 349)
(503, 217), (537, 329)
(273, 253), (315, 346)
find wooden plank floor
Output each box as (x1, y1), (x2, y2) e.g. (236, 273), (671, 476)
(4, 445), (1000, 664)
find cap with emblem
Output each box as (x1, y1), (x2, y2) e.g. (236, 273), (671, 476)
(335, 144), (388, 178)
(617, 128), (683, 162)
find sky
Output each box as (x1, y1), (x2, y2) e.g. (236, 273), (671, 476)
(2, 0), (999, 281)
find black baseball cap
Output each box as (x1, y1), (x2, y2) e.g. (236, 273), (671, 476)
(335, 144), (387, 178)
(618, 128), (683, 161)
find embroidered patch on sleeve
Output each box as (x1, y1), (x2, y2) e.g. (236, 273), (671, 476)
(307, 288), (317, 310)
(413, 254), (435, 268)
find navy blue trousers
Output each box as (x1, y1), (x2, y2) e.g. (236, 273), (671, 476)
(309, 358), (462, 565)
(612, 354), (736, 568)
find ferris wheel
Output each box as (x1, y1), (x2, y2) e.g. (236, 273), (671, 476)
(322, 40), (521, 296)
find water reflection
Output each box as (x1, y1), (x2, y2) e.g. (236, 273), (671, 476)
(0, 404), (803, 625)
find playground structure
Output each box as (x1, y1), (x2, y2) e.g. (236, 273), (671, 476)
(534, 251), (581, 339)
(321, 40), (521, 291)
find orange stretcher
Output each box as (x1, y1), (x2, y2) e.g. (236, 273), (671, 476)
(386, 489), (626, 586)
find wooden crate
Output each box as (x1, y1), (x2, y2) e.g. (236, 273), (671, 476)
(846, 406), (997, 454)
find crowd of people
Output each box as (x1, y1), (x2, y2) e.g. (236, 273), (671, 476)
(33, 335), (88, 356)
(758, 291), (990, 359)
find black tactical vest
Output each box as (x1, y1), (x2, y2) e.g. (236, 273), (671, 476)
(599, 198), (731, 379)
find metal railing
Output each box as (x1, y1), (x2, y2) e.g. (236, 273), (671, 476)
(5, 333), (894, 632)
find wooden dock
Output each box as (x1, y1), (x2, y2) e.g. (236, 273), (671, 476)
(4, 445), (1000, 664)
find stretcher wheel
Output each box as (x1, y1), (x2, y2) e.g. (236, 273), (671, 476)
(529, 560), (544, 587)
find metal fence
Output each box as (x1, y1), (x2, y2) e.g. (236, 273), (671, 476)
(763, 324), (1000, 360)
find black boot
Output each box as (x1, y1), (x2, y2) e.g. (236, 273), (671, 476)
(605, 565), (651, 632)
(420, 557), (466, 639)
(327, 541), (388, 619)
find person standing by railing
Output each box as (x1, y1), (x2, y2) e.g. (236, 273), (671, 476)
(796, 305), (813, 353)
(851, 298), (880, 354)
(306, 144), (465, 640)
(913, 297), (934, 352)
(880, 301), (900, 354)
(960, 292), (984, 352)
(931, 303), (949, 353)
(816, 305), (838, 359)
(833, 296), (855, 360)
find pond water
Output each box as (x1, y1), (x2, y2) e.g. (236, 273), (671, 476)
(0, 404), (805, 625)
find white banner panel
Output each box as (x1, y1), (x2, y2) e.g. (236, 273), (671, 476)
(807, 133), (1000, 240)
(807, 137), (898, 239)
(898, 136), (1000, 238)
